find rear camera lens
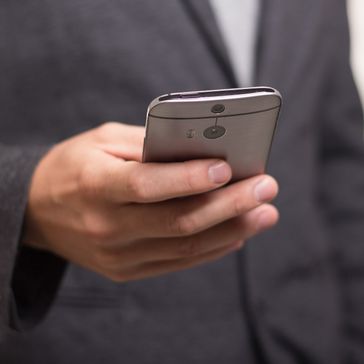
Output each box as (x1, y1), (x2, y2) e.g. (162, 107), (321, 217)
(203, 125), (226, 139)
(211, 104), (225, 113)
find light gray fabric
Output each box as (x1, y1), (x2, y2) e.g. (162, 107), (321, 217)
(209, 0), (260, 86)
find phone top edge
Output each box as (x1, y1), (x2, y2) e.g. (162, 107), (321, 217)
(159, 86), (278, 101)
(146, 87), (282, 122)
(147, 87), (281, 115)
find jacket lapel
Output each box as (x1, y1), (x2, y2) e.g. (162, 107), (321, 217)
(255, 0), (323, 88)
(255, 0), (291, 86)
(179, 0), (238, 87)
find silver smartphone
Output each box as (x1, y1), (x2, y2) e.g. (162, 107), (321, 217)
(142, 87), (282, 182)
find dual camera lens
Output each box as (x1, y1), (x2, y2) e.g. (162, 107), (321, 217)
(204, 104), (226, 139)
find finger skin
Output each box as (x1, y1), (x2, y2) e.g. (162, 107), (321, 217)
(93, 123), (232, 203)
(109, 240), (242, 282)
(108, 175), (278, 241)
(101, 204), (279, 270)
(99, 143), (143, 162)
(95, 123), (145, 162)
(94, 122), (145, 147)
(101, 158), (233, 203)
(24, 121), (280, 284)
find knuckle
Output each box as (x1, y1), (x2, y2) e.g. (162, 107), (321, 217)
(97, 122), (119, 137)
(170, 213), (199, 236)
(232, 196), (249, 216)
(182, 163), (200, 191)
(78, 163), (103, 196)
(83, 213), (116, 242)
(125, 171), (148, 201)
(178, 238), (202, 257)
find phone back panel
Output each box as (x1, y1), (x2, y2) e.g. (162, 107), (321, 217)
(143, 89), (281, 182)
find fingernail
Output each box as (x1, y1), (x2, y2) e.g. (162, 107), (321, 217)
(254, 177), (277, 202)
(208, 161), (231, 184)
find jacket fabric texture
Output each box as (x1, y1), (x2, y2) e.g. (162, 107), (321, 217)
(0, 1), (364, 363)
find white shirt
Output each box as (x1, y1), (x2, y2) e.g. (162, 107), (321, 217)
(209, 0), (261, 86)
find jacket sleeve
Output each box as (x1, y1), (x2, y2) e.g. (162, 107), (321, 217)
(0, 145), (66, 338)
(319, 2), (364, 362)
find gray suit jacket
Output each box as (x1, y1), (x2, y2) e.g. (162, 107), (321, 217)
(0, 1), (364, 363)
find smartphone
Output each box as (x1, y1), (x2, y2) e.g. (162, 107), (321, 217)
(142, 87), (282, 182)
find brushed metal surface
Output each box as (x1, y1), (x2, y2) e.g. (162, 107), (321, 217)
(143, 87), (281, 182)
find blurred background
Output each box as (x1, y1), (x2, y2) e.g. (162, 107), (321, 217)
(348, 0), (364, 107)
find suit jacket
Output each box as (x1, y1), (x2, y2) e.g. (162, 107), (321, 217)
(0, 1), (364, 363)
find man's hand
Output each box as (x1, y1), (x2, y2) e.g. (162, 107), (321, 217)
(23, 122), (279, 282)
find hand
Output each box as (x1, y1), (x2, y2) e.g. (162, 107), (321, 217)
(23, 122), (279, 282)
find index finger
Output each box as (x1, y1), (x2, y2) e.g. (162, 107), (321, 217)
(104, 159), (232, 203)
